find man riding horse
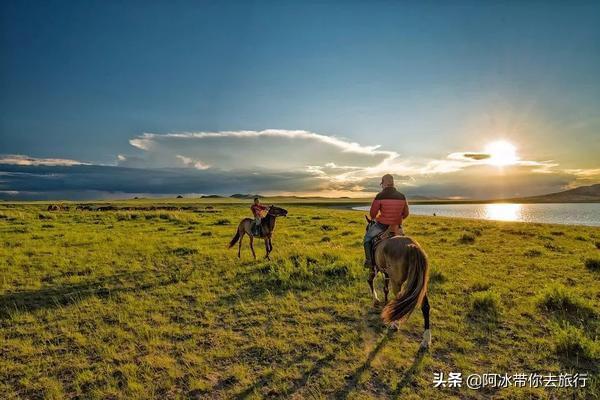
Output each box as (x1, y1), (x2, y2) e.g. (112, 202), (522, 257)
(230, 202), (288, 260)
(363, 174), (409, 268)
(363, 174), (430, 349)
(250, 197), (268, 236)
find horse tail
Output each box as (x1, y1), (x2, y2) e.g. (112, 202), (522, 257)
(228, 229), (241, 248)
(381, 243), (429, 324)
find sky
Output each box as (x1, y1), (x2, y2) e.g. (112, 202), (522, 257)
(1, 0), (599, 200)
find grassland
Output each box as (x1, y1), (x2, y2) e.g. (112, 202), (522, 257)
(1, 200), (599, 399)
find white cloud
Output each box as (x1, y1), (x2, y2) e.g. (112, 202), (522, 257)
(563, 168), (600, 187)
(126, 129), (397, 175)
(0, 154), (88, 166)
(131, 129), (396, 157)
(175, 155), (211, 170)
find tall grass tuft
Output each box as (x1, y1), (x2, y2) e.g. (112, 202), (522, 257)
(584, 258), (600, 272)
(554, 323), (599, 365)
(469, 290), (501, 321)
(537, 284), (596, 324)
(458, 232), (476, 244)
(524, 249), (542, 257)
(429, 269), (447, 285)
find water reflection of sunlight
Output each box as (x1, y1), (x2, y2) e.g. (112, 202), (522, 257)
(485, 203), (522, 221)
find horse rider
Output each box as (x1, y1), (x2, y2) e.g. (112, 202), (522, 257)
(250, 197), (268, 235)
(363, 174), (410, 268)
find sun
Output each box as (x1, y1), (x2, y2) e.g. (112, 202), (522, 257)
(485, 140), (518, 167)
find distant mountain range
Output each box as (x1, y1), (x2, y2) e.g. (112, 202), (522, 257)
(229, 194), (263, 199)
(194, 184), (600, 203)
(504, 183), (600, 203)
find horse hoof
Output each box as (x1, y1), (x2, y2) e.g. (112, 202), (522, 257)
(373, 300), (381, 307)
(389, 321), (399, 331)
(420, 329), (432, 349)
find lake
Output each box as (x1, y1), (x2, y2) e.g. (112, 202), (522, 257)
(352, 203), (600, 226)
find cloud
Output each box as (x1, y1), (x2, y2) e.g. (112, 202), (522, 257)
(563, 168), (600, 187)
(403, 164), (578, 199)
(0, 129), (596, 200)
(0, 164), (339, 200)
(0, 162), (590, 201)
(125, 129), (562, 183)
(456, 153), (491, 161)
(126, 130), (397, 175)
(130, 129), (394, 157)
(175, 155), (211, 170)
(0, 154), (89, 166)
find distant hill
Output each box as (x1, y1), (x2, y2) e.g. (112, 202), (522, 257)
(230, 194), (263, 199)
(505, 184), (600, 203)
(201, 194), (223, 198)
(408, 195), (444, 201)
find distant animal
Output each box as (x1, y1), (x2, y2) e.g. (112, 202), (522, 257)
(365, 216), (431, 349)
(228, 205), (288, 260)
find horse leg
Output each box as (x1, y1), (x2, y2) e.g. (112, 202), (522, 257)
(383, 273), (390, 304)
(368, 268), (379, 305)
(238, 230), (244, 258)
(420, 293), (431, 349)
(264, 238), (271, 260)
(249, 236), (256, 260)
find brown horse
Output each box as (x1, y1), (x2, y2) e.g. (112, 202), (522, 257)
(365, 216), (431, 349)
(229, 205), (288, 259)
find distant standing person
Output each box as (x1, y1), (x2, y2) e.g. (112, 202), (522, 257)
(250, 197), (268, 235)
(363, 174), (409, 268)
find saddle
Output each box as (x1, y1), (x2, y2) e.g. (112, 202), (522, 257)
(371, 224), (403, 266)
(251, 221), (263, 237)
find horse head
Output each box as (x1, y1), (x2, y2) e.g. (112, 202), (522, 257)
(268, 205), (288, 217)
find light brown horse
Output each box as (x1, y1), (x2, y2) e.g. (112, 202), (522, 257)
(365, 216), (431, 349)
(229, 205), (288, 259)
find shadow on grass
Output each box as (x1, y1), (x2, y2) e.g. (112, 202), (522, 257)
(0, 270), (182, 320)
(333, 329), (394, 399)
(391, 347), (428, 398)
(230, 353), (337, 400)
(211, 284), (391, 399)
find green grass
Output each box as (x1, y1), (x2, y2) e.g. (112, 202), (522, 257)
(0, 201), (599, 399)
